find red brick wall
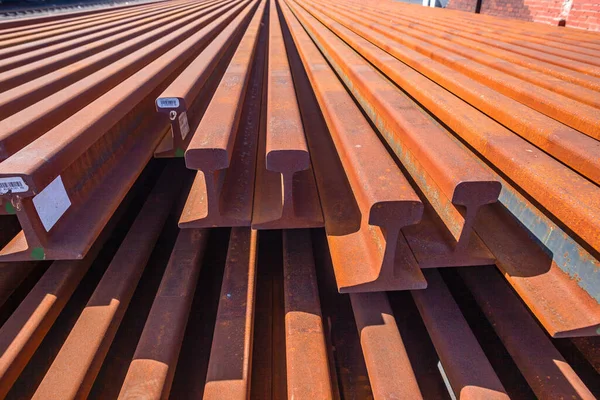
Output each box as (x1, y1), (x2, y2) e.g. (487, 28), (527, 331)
(446, 0), (479, 12)
(446, 0), (600, 31)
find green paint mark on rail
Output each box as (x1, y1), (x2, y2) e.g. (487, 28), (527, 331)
(31, 247), (45, 260)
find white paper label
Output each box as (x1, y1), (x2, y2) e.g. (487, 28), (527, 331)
(0, 177), (29, 194)
(33, 176), (71, 232)
(157, 97), (180, 108)
(179, 111), (190, 140)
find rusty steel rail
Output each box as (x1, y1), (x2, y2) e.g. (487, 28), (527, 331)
(30, 163), (185, 400)
(283, 229), (335, 399)
(458, 266), (595, 399)
(251, 0), (323, 230)
(350, 292), (424, 399)
(117, 228), (209, 400)
(285, 0), (500, 269)
(179, 0), (266, 227)
(280, 0), (426, 292)
(411, 269), (509, 400)
(0, 0), (251, 262)
(154, 0), (263, 158)
(204, 228), (257, 400)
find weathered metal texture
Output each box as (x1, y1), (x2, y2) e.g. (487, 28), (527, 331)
(0, 1), (184, 57)
(30, 163), (185, 400)
(0, 0), (240, 158)
(286, 0), (500, 269)
(314, 1), (600, 186)
(251, 0), (323, 230)
(181, 11), (265, 227)
(178, 0), (266, 227)
(0, 0), (221, 94)
(570, 337), (600, 375)
(349, 292), (423, 399)
(474, 202), (600, 338)
(117, 228), (209, 400)
(293, 0), (600, 258)
(0, 197), (128, 398)
(342, 3), (600, 96)
(0, 261), (41, 308)
(282, 229), (334, 399)
(0, 0), (250, 262)
(155, 0), (260, 157)
(280, 0), (426, 293)
(458, 266), (595, 399)
(411, 269), (509, 400)
(204, 228), (257, 400)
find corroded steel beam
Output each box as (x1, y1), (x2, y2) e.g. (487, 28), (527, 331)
(286, 0), (500, 269)
(117, 228), (209, 400)
(178, 0), (266, 227)
(411, 269), (509, 400)
(251, 0), (323, 229)
(31, 163), (185, 400)
(350, 292), (423, 399)
(155, 0), (262, 158)
(280, 0), (425, 292)
(283, 229), (334, 399)
(459, 266), (595, 399)
(204, 228), (257, 399)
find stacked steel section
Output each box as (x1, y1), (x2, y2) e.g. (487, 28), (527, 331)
(0, 0), (598, 398)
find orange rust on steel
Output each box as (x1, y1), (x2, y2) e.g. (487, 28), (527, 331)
(473, 203), (600, 338)
(0, 0), (185, 43)
(0, 0), (166, 30)
(0, 0), (242, 150)
(310, 1), (600, 141)
(287, 0), (499, 268)
(0, 1), (198, 55)
(411, 269), (509, 400)
(458, 267), (595, 399)
(0, 0), (220, 89)
(251, 0), (323, 230)
(349, 292), (423, 399)
(0, 2), (234, 121)
(293, 0), (600, 254)
(30, 163), (185, 400)
(336, 2), (600, 94)
(328, 2), (600, 106)
(312, 1), (600, 185)
(180, 0), (266, 227)
(282, 229), (334, 399)
(117, 228), (209, 400)
(280, 0), (425, 292)
(351, 1), (600, 75)
(0, 202), (127, 398)
(155, 0), (262, 157)
(0, 0), (251, 195)
(204, 228), (257, 400)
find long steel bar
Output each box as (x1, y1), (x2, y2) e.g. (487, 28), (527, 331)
(117, 228), (209, 400)
(204, 228), (257, 400)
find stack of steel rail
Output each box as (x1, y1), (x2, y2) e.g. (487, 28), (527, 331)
(0, 0), (598, 398)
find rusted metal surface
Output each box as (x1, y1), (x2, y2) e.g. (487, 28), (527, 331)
(282, 229), (334, 399)
(285, 0), (500, 270)
(179, 0), (266, 227)
(280, 0), (425, 292)
(458, 266), (595, 399)
(250, 0), (323, 230)
(204, 228), (257, 399)
(155, 0), (261, 157)
(350, 292), (423, 399)
(31, 162), (186, 400)
(117, 228), (209, 400)
(411, 269), (509, 400)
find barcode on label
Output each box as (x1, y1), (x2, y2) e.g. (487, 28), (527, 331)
(157, 98), (180, 109)
(179, 111), (190, 140)
(0, 177), (29, 194)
